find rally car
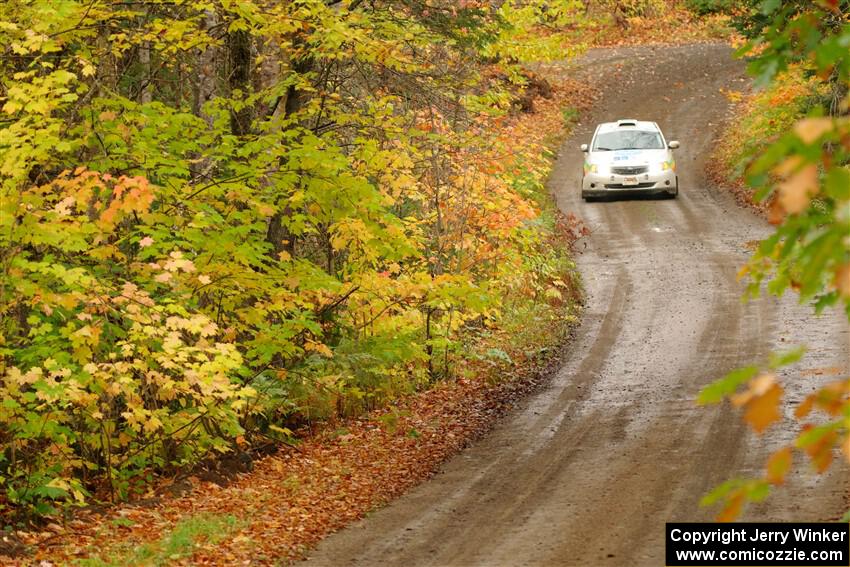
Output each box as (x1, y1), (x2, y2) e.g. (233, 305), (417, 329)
(580, 119), (679, 200)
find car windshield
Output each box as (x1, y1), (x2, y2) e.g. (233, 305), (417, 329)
(593, 129), (664, 151)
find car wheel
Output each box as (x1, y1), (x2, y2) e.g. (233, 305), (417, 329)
(668, 178), (679, 199)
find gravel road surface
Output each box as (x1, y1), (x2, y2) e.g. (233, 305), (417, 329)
(304, 43), (850, 567)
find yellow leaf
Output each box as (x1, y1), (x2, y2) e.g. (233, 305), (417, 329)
(305, 341), (333, 357)
(46, 478), (70, 491)
(544, 286), (562, 300)
(794, 117), (832, 144)
(2, 100), (22, 114)
(255, 203), (275, 216)
(144, 415), (163, 434)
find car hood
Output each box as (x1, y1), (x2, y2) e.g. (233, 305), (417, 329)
(588, 148), (669, 166)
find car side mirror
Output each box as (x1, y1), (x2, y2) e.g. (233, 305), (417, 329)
(580, 144), (588, 152)
(668, 140), (679, 149)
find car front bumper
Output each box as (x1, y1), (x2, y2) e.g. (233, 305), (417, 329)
(581, 170), (677, 197)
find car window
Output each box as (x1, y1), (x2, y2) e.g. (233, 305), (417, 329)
(592, 130), (664, 151)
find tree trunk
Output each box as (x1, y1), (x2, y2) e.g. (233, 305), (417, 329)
(194, 10), (218, 124)
(139, 41), (153, 104)
(265, 55), (315, 257)
(228, 29), (253, 136)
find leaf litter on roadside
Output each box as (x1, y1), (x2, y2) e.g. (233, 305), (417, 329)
(18, 78), (595, 567)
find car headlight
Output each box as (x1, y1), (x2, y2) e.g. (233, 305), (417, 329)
(584, 163), (609, 174)
(661, 160), (675, 171)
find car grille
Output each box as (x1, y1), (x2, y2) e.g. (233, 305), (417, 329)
(604, 182), (656, 189)
(611, 166), (648, 175)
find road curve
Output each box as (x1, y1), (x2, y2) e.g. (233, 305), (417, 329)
(304, 44), (850, 567)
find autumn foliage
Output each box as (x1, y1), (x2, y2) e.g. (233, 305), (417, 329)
(700, 0), (850, 521)
(0, 0), (593, 520)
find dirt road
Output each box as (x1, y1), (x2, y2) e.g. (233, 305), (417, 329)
(304, 44), (850, 567)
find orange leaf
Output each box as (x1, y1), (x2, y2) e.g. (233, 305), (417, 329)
(795, 394), (814, 419)
(717, 492), (744, 522)
(773, 156), (804, 178)
(835, 263), (850, 298)
(813, 381), (849, 416)
(735, 376), (783, 434)
(767, 198), (785, 225)
(731, 372), (776, 407)
(794, 117), (832, 144)
(778, 164), (818, 214)
(766, 447), (792, 485)
(803, 429), (836, 473)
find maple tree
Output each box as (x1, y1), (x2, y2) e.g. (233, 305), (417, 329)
(0, 70), (590, 565)
(0, 0), (593, 520)
(699, 0), (850, 520)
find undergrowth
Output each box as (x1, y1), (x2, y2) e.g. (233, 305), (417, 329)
(76, 513), (240, 567)
(710, 66), (827, 209)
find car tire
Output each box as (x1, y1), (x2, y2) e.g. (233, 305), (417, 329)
(580, 178), (589, 201)
(668, 178), (679, 199)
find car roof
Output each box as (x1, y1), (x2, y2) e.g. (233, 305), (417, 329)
(596, 119), (659, 133)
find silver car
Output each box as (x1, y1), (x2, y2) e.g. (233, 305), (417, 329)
(580, 119), (679, 200)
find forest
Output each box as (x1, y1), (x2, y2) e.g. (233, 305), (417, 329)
(0, 0), (600, 520)
(1, 0), (849, 564)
